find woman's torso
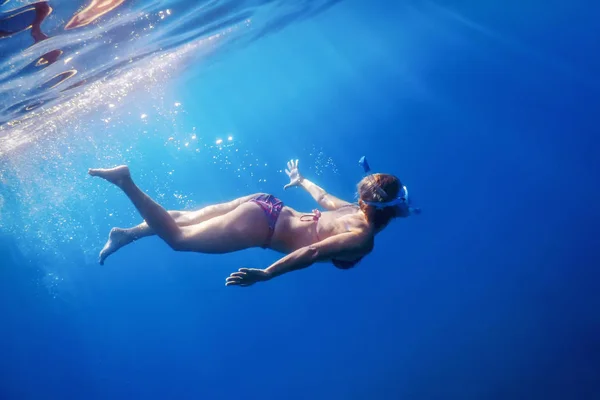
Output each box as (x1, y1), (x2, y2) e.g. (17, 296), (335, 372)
(271, 204), (373, 261)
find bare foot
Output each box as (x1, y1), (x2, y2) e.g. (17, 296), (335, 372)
(88, 165), (131, 186)
(99, 227), (131, 265)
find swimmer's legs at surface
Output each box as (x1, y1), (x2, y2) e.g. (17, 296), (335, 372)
(89, 166), (270, 258)
(99, 195), (256, 264)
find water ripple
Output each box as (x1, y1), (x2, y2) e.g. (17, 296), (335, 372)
(0, 0), (342, 154)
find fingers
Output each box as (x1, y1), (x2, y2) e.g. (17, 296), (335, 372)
(225, 275), (246, 286)
(226, 280), (243, 286)
(225, 270), (265, 286)
(238, 268), (257, 273)
(225, 268), (255, 286)
(225, 273), (254, 287)
(226, 280), (253, 287)
(226, 270), (245, 280)
(226, 280), (250, 286)
(286, 159), (299, 170)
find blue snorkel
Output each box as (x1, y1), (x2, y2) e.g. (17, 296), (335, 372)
(358, 156), (421, 215)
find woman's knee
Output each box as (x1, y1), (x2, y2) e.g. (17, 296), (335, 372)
(168, 210), (184, 218)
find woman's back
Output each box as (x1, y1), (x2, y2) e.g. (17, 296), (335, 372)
(271, 203), (372, 261)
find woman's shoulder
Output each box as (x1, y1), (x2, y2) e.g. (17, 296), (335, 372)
(347, 220), (375, 249)
(331, 232), (374, 269)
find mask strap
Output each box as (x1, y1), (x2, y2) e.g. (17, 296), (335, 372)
(359, 156), (388, 199)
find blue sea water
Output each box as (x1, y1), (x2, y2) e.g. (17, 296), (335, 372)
(1, 0), (600, 398)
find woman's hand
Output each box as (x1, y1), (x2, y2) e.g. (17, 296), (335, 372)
(225, 268), (272, 287)
(284, 159), (303, 190)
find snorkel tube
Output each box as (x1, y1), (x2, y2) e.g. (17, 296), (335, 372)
(359, 156), (421, 215)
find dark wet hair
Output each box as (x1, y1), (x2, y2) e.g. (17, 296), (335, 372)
(357, 173), (403, 231)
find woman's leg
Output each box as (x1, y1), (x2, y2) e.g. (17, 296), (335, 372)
(99, 210), (180, 265)
(89, 166), (270, 255)
(98, 195), (256, 264)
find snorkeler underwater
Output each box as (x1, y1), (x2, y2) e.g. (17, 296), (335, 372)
(89, 156), (421, 285)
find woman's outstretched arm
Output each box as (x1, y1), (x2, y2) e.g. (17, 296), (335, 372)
(225, 230), (369, 286)
(284, 159), (351, 210)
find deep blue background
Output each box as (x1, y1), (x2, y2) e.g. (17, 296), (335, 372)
(2, 1), (600, 399)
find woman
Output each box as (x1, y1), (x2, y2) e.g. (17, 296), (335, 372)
(89, 158), (419, 286)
